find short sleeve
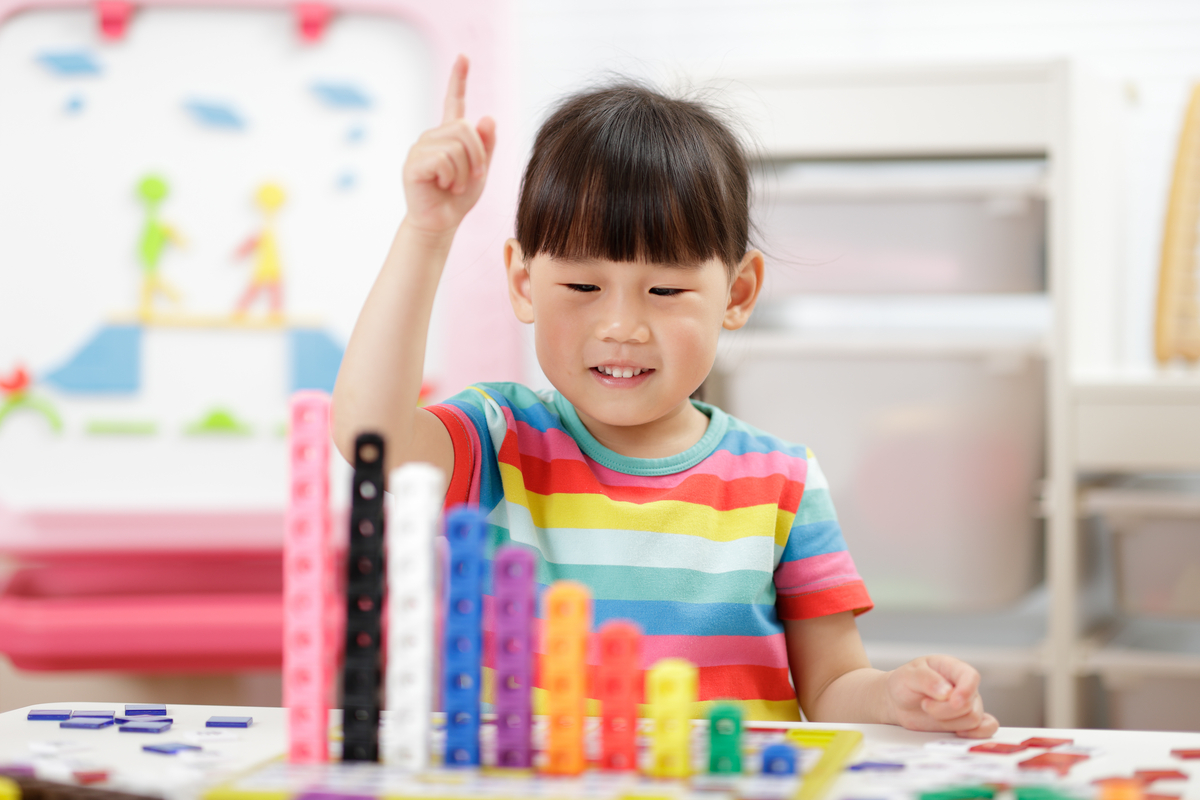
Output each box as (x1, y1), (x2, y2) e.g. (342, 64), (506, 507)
(774, 451), (873, 620)
(425, 385), (507, 510)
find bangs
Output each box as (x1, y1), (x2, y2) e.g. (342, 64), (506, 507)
(516, 85), (749, 274)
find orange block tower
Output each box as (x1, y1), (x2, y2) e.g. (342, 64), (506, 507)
(541, 581), (591, 775)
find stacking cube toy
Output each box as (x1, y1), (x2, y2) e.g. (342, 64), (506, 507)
(494, 546), (537, 769)
(542, 581), (591, 775)
(597, 620), (642, 771)
(647, 658), (697, 778)
(709, 703), (743, 774)
(443, 505), (488, 767)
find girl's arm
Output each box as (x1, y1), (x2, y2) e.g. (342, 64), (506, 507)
(784, 612), (999, 737)
(331, 55), (496, 474)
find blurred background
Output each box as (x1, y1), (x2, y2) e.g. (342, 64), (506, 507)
(1, 0), (1199, 732)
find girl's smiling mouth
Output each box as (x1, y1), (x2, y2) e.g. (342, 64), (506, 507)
(591, 364), (655, 386)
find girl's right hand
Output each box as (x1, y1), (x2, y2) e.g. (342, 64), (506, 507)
(403, 55), (497, 237)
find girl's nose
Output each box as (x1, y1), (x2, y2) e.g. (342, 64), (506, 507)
(596, 293), (650, 343)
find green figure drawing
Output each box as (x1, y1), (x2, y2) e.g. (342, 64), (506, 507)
(0, 364), (62, 433)
(136, 174), (186, 320)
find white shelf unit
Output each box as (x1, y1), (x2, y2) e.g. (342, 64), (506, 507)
(715, 62), (1153, 728)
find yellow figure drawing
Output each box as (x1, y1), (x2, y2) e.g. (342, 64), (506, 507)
(234, 183), (287, 321)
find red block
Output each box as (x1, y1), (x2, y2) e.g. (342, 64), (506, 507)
(970, 742), (1029, 754)
(1019, 752), (1089, 776)
(95, 1), (134, 41)
(1170, 749), (1200, 760)
(597, 620), (641, 771)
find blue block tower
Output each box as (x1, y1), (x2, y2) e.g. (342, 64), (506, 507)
(443, 505), (487, 767)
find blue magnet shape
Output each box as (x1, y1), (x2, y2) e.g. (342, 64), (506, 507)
(44, 324), (141, 394)
(290, 328), (344, 394)
(61, 717), (115, 729)
(71, 710), (115, 718)
(125, 704), (167, 716)
(310, 82), (371, 109)
(120, 719), (172, 733)
(143, 743), (202, 755)
(761, 743), (798, 776)
(27, 709), (72, 721)
(184, 100), (246, 130)
(206, 716), (252, 728)
(37, 50), (101, 76)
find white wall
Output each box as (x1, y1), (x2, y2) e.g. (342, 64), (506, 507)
(514, 0), (1200, 374)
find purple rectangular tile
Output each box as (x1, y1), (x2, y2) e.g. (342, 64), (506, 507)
(27, 709), (72, 721)
(124, 704), (167, 716)
(143, 743), (201, 755)
(71, 710), (115, 718)
(119, 720), (172, 733)
(60, 718), (115, 729)
(206, 716), (252, 728)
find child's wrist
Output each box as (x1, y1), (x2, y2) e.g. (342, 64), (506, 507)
(398, 217), (459, 250)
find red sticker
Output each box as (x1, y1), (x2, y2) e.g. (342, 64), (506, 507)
(1135, 770), (1188, 784)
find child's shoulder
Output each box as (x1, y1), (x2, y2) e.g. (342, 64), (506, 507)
(702, 401), (812, 463)
(436, 381), (565, 425)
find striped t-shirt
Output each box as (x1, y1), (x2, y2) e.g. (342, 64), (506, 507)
(427, 382), (872, 721)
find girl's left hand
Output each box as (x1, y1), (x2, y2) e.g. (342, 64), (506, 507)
(885, 654), (999, 738)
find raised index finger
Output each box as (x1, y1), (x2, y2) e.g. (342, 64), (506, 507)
(442, 54), (469, 124)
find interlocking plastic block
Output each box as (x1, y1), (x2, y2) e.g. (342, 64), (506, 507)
(597, 620), (641, 772)
(493, 546), (536, 770)
(1171, 749), (1200, 759)
(443, 505), (487, 768)
(849, 761), (905, 771)
(119, 719), (172, 733)
(60, 718), (114, 729)
(920, 787), (996, 800)
(1018, 752), (1089, 776)
(26, 709), (72, 721)
(144, 743), (202, 755)
(124, 704), (166, 716)
(970, 742), (1029, 754)
(342, 432), (387, 763)
(760, 743), (798, 776)
(206, 716), (252, 728)
(1022, 737), (1073, 749)
(284, 391), (335, 764)
(647, 658), (697, 778)
(708, 703), (743, 774)
(542, 581), (591, 776)
(71, 710), (115, 718)
(383, 462), (443, 770)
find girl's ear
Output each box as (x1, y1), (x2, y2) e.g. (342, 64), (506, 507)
(505, 238), (535, 324)
(723, 249), (764, 330)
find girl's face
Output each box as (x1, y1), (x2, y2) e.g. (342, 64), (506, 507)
(505, 240), (763, 456)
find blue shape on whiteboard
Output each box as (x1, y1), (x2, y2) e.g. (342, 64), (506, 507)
(346, 124), (365, 144)
(44, 325), (141, 394)
(38, 50), (101, 76)
(65, 94), (85, 115)
(311, 82), (371, 110)
(290, 328), (343, 394)
(185, 100), (246, 130)
(336, 170), (357, 191)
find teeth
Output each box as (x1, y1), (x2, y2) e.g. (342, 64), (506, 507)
(598, 366), (646, 377)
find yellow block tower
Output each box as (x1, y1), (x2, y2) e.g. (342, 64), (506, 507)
(646, 658), (697, 778)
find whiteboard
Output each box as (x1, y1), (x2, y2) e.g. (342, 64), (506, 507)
(0, 7), (435, 511)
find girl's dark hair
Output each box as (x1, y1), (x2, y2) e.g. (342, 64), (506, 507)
(516, 83), (750, 278)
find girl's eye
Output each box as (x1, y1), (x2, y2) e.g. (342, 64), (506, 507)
(649, 287), (684, 296)
(565, 284), (599, 293)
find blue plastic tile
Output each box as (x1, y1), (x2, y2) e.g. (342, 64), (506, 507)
(119, 720), (172, 733)
(27, 709), (72, 721)
(143, 743), (202, 755)
(124, 704), (166, 716)
(761, 743), (798, 776)
(116, 715), (174, 724)
(60, 718), (115, 729)
(71, 710), (115, 718)
(206, 716), (252, 728)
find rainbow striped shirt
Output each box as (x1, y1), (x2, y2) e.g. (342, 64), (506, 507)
(427, 382), (872, 721)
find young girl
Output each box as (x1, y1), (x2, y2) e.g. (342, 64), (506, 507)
(333, 56), (999, 737)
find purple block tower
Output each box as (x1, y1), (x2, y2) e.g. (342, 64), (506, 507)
(493, 546), (536, 768)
